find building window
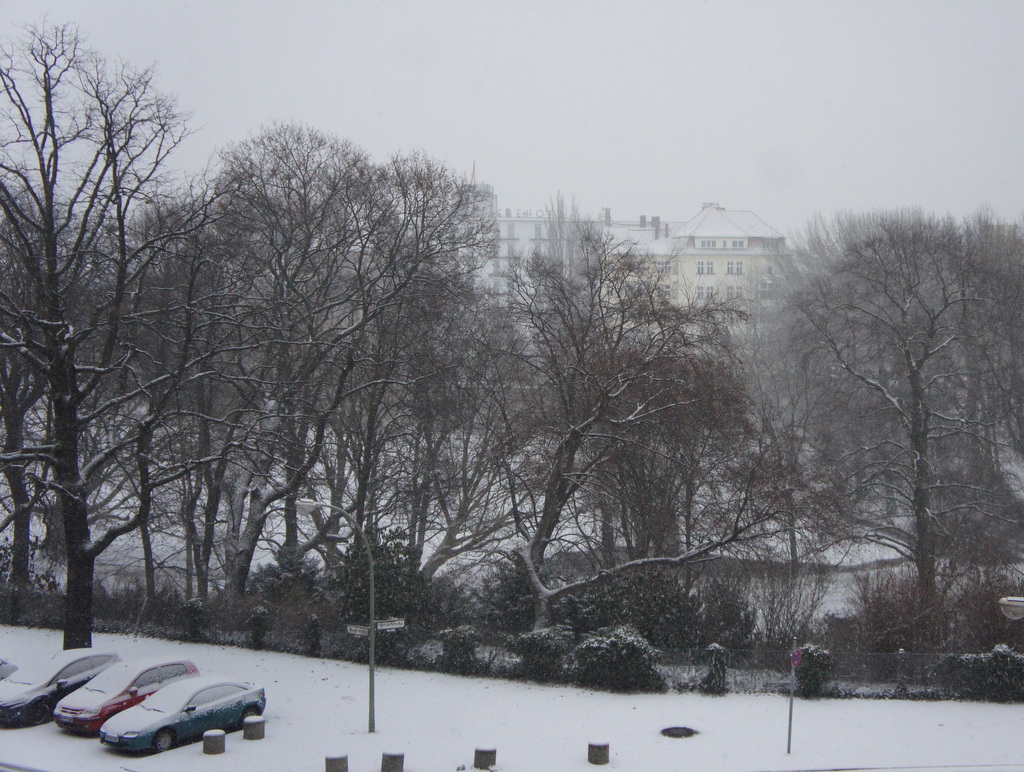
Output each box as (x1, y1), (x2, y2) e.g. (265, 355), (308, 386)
(534, 224), (542, 239)
(700, 239), (716, 249)
(763, 238), (780, 249)
(727, 261), (744, 275)
(698, 260), (714, 275)
(507, 224), (516, 239)
(732, 240), (745, 248)
(727, 285), (744, 299)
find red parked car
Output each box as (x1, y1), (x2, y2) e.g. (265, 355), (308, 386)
(53, 656), (199, 734)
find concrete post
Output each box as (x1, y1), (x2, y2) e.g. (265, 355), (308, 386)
(325, 756), (349, 772)
(381, 752), (404, 772)
(203, 729), (225, 755)
(243, 715), (265, 740)
(588, 742), (609, 765)
(474, 748), (497, 769)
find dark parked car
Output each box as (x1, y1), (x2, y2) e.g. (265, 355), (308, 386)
(99, 675), (266, 753)
(0, 649), (121, 727)
(54, 656), (200, 734)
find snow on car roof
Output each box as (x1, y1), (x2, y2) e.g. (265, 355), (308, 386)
(77, 655), (196, 692)
(141, 675), (251, 711)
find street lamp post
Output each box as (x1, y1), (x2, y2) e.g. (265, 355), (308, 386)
(296, 498), (376, 733)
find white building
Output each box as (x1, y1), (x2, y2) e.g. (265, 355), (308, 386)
(650, 202), (785, 305)
(476, 185), (785, 302)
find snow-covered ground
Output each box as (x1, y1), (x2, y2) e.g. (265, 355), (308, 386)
(2, 625), (1024, 772)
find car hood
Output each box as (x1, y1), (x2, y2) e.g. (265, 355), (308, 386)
(0, 679), (42, 705)
(100, 703), (168, 736)
(57, 687), (114, 711)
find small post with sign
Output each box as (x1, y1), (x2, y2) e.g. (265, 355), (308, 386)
(788, 638), (801, 754)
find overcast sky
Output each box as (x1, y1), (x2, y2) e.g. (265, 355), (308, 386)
(2, 0), (1021, 235)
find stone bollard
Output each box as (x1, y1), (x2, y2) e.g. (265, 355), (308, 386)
(588, 742), (609, 765)
(325, 757), (349, 772)
(381, 752), (405, 772)
(474, 748), (497, 769)
(243, 715), (265, 740)
(203, 729), (226, 755)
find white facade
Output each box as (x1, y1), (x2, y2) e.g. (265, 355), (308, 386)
(477, 185), (785, 302)
(651, 202), (785, 305)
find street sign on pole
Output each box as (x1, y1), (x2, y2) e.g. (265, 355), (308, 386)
(791, 648), (803, 667)
(346, 624), (370, 637)
(376, 618), (405, 631)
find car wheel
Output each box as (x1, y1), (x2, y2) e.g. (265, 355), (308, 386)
(238, 704), (261, 729)
(152, 728), (175, 753)
(28, 701), (51, 725)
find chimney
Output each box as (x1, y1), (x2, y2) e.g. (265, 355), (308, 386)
(640, 215), (647, 228)
(604, 208), (611, 226)
(652, 216), (661, 238)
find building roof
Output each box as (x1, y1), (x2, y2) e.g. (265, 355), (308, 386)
(670, 203), (783, 240)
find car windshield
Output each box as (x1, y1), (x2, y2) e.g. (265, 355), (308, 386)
(3, 659), (56, 687)
(142, 684), (195, 713)
(73, 661), (138, 694)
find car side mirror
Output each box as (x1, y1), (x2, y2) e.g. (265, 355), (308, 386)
(184, 705), (196, 714)
(128, 687), (138, 697)
(56, 679), (69, 689)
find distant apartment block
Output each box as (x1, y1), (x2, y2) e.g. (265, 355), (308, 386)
(476, 184), (785, 303)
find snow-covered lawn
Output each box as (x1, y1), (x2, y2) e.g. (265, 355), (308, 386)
(2, 625), (1024, 772)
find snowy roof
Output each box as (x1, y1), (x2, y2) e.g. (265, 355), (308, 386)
(670, 203), (783, 240)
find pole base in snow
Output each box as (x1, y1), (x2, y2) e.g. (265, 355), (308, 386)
(381, 752), (404, 772)
(588, 742), (609, 765)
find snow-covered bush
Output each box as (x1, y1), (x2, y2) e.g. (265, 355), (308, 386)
(247, 604), (271, 649)
(304, 614), (322, 657)
(566, 625), (667, 693)
(437, 625), (483, 676)
(181, 597), (208, 642)
(508, 626), (574, 682)
(698, 643), (729, 695)
(795, 644), (833, 698)
(938, 645), (1024, 702)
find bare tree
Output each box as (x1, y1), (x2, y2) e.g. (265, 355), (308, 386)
(501, 228), (784, 628)
(206, 127), (492, 593)
(0, 24), (214, 647)
(789, 210), (1019, 644)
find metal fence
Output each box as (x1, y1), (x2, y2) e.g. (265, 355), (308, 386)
(657, 647), (951, 694)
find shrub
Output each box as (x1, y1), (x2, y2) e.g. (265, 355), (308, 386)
(508, 626), (574, 682)
(304, 614), (323, 658)
(795, 643), (833, 698)
(937, 645), (1024, 702)
(437, 625), (483, 676)
(475, 563), (535, 635)
(248, 604), (272, 650)
(566, 625), (667, 693)
(181, 597), (208, 642)
(698, 643), (728, 695)
(556, 571), (702, 649)
(698, 578), (757, 649)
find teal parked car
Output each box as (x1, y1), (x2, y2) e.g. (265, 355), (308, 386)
(98, 675), (265, 753)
